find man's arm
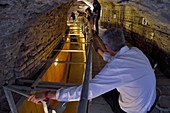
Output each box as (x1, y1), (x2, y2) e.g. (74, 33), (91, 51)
(28, 64), (123, 103)
(55, 66), (123, 102)
(97, 48), (104, 57)
(90, 38), (112, 62)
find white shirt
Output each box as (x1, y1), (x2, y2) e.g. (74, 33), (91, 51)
(56, 46), (156, 113)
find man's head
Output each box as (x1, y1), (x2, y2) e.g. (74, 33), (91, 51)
(102, 28), (126, 55)
(93, 0), (98, 3)
(85, 7), (91, 15)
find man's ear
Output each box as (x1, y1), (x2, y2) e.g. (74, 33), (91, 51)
(105, 45), (117, 56)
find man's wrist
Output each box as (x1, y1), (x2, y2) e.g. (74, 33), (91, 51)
(44, 91), (50, 102)
(46, 91), (57, 100)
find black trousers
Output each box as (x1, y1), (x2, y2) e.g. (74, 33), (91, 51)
(94, 16), (100, 36)
(102, 89), (155, 113)
(102, 89), (126, 113)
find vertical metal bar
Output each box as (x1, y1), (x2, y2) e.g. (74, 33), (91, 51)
(3, 87), (18, 113)
(77, 43), (92, 113)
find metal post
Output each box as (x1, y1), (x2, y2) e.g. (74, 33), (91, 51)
(3, 87), (18, 113)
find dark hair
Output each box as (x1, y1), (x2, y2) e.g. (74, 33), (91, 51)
(94, 0), (99, 4)
(85, 7), (92, 13)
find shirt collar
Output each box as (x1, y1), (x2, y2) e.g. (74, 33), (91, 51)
(115, 46), (130, 57)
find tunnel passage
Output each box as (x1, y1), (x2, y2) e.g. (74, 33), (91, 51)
(1, 0), (170, 113)
(16, 21), (87, 113)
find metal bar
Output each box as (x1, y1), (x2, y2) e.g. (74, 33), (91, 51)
(32, 63), (52, 87)
(67, 28), (82, 30)
(53, 50), (85, 52)
(77, 43), (92, 113)
(60, 42), (89, 44)
(38, 82), (79, 87)
(65, 37), (85, 38)
(32, 33), (64, 87)
(37, 84), (76, 89)
(4, 86), (29, 97)
(17, 79), (80, 86)
(16, 79), (33, 84)
(43, 60), (86, 64)
(10, 85), (32, 91)
(13, 81), (80, 91)
(3, 87), (18, 113)
(66, 33), (82, 36)
(10, 85), (53, 92)
(69, 29), (82, 31)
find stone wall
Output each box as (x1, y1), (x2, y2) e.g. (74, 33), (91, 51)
(100, 3), (170, 78)
(0, 0), (74, 112)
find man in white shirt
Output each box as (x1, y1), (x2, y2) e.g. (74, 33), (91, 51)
(28, 28), (156, 113)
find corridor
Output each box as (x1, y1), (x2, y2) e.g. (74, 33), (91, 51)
(18, 21), (87, 113)
(1, 0), (170, 113)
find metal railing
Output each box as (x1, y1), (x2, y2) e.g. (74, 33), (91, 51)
(4, 16), (93, 113)
(76, 15), (93, 112)
(77, 42), (92, 113)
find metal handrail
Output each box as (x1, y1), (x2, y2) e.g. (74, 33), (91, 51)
(77, 42), (92, 113)
(77, 18), (93, 113)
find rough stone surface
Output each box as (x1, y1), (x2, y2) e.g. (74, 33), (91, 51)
(100, 2), (170, 78)
(0, 0), (74, 112)
(106, 0), (170, 32)
(130, 0), (170, 32)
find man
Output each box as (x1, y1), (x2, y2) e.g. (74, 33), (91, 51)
(85, 7), (94, 28)
(93, 0), (101, 36)
(28, 28), (156, 113)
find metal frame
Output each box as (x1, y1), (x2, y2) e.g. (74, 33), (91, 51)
(3, 82), (79, 113)
(60, 42), (89, 44)
(4, 15), (91, 113)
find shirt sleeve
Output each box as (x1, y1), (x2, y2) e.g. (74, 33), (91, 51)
(56, 63), (123, 102)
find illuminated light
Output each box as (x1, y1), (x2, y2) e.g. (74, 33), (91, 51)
(77, 0), (93, 10)
(69, 34), (81, 35)
(54, 59), (58, 66)
(67, 38), (70, 41)
(101, 8), (102, 16)
(113, 10), (117, 19)
(151, 32), (155, 40)
(69, 27), (80, 29)
(142, 18), (147, 25)
(82, 38), (85, 42)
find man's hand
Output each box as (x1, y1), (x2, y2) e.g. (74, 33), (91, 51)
(28, 91), (57, 104)
(28, 91), (51, 104)
(90, 38), (99, 52)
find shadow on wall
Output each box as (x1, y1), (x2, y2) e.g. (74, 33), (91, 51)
(100, 22), (170, 78)
(124, 28), (170, 78)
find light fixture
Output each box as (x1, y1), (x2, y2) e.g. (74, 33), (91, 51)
(151, 32), (154, 40)
(54, 59), (58, 66)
